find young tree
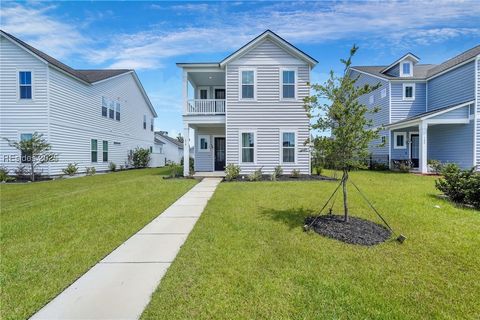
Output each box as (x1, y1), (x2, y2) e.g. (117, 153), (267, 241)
(176, 133), (184, 144)
(304, 45), (381, 222)
(5, 132), (57, 181)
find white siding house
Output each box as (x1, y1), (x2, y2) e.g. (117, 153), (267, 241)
(154, 131), (183, 164)
(0, 30), (157, 176)
(178, 30), (317, 176)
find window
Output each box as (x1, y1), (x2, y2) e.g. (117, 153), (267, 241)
(91, 139), (98, 162)
(20, 133), (32, 163)
(149, 146), (153, 153)
(150, 118), (154, 131)
(198, 135), (209, 152)
(403, 83), (415, 100)
(199, 89), (208, 99)
(143, 115), (147, 129)
(281, 132), (295, 163)
(381, 88), (387, 99)
(19, 71), (32, 99)
(115, 102), (120, 121)
(400, 61), (413, 77)
(102, 97), (108, 117)
(381, 136), (386, 144)
(108, 101), (114, 119)
(240, 69), (255, 99)
(102, 140), (108, 162)
(393, 132), (406, 149)
(281, 69), (295, 99)
(369, 95), (374, 105)
(241, 131), (255, 163)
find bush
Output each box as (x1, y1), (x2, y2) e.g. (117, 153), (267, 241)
(370, 161), (389, 171)
(435, 164), (480, 209)
(130, 147), (151, 168)
(85, 167), (96, 176)
(168, 162), (182, 178)
(291, 169), (300, 178)
(428, 159), (443, 174)
(109, 162), (117, 172)
(248, 167), (263, 181)
(62, 163), (79, 176)
(15, 165), (29, 179)
(225, 163), (241, 181)
(270, 166), (283, 181)
(180, 157), (195, 175)
(0, 166), (15, 182)
(392, 160), (412, 173)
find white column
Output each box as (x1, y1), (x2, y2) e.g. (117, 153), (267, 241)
(183, 124), (190, 176)
(182, 70), (188, 114)
(419, 121), (428, 174)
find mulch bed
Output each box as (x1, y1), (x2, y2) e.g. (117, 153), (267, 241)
(224, 174), (336, 182)
(304, 215), (391, 246)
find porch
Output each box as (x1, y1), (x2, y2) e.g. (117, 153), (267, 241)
(387, 101), (475, 173)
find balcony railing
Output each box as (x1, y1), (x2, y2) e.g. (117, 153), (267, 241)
(185, 99), (225, 115)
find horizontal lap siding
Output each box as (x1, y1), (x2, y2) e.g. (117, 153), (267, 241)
(390, 126), (418, 160)
(194, 127), (225, 171)
(226, 39), (310, 174)
(429, 105), (470, 120)
(391, 82), (426, 121)
(477, 58), (480, 168)
(0, 37), (49, 174)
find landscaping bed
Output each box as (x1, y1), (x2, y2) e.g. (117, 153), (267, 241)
(224, 174), (336, 182)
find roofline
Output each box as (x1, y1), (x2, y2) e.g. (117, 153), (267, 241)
(219, 30), (318, 67)
(426, 56), (477, 81)
(349, 67), (389, 81)
(380, 53), (420, 73)
(176, 63), (220, 68)
(131, 71), (157, 117)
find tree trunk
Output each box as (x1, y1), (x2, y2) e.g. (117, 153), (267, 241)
(30, 162), (35, 182)
(342, 169), (349, 222)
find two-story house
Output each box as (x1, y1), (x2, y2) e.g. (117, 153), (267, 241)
(0, 30), (157, 176)
(178, 30), (317, 176)
(350, 45), (480, 173)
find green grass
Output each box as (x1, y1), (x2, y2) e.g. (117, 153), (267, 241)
(0, 168), (196, 320)
(142, 170), (480, 319)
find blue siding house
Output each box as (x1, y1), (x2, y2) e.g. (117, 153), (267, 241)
(349, 46), (480, 173)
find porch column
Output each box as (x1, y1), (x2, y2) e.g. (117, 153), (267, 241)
(183, 124), (190, 176)
(182, 70), (188, 114)
(419, 121), (428, 174)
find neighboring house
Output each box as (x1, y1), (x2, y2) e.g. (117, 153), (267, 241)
(350, 45), (480, 173)
(154, 131), (183, 164)
(178, 30), (317, 175)
(0, 30), (157, 176)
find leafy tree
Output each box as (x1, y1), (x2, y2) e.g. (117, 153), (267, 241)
(304, 45), (381, 221)
(4, 132), (57, 181)
(176, 133), (184, 144)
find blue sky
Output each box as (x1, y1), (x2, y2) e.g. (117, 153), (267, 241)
(1, 1), (479, 138)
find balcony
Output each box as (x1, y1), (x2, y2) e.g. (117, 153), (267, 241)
(185, 99), (225, 115)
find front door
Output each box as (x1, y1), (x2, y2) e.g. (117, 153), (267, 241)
(214, 137), (226, 171)
(410, 134), (419, 168)
(214, 89), (225, 113)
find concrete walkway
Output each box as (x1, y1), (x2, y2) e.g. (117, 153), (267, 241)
(31, 178), (222, 320)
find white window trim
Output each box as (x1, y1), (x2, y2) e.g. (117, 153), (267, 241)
(280, 130), (297, 164)
(197, 86), (210, 99)
(400, 60), (413, 77)
(239, 130), (257, 164)
(393, 132), (407, 149)
(402, 83), (415, 101)
(279, 67), (298, 101)
(381, 88), (387, 99)
(17, 69), (34, 101)
(238, 68), (257, 101)
(198, 135), (210, 153)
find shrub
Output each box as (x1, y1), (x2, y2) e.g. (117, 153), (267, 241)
(435, 164), (480, 209)
(109, 162), (117, 172)
(225, 163), (241, 181)
(370, 161), (389, 171)
(168, 162), (182, 178)
(62, 163), (79, 176)
(15, 165), (29, 179)
(130, 147), (151, 168)
(0, 166), (15, 182)
(248, 167), (263, 181)
(270, 166), (283, 181)
(85, 167), (96, 176)
(291, 169), (300, 178)
(428, 159), (443, 174)
(180, 157), (195, 175)
(119, 165), (125, 171)
(393, 160), (412, 173)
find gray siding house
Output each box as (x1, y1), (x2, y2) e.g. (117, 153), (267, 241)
(178, 30), (317, 176)
(350, 46), (480, 173)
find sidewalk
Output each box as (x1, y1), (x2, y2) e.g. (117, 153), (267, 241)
(31, 178), (222, 320)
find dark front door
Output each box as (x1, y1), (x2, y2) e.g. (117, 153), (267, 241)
(410, 134), (419, 168)
(214, 89), (225, 99)
(214, 89), (225, 113)
(214, 137), (226, 171)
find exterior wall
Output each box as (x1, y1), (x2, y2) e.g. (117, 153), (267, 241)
(0, 36), (49, 174)
(476, 57), (480, 168)
(429, 105), (470, 120)
(384, 63), (399, 77)
(225, 39), (310, 174)
(155, 136), (183, 164)
(427, 60), (475, 111)
(390, 126), (418, 160)
(390, 82), (426, 121)
(194, 126), (225, 171)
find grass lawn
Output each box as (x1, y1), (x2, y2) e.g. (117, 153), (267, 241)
(142, 170), (480, 319)
(0, 168), (196, 320)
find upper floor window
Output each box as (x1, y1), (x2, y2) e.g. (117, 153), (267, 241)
(143, 115), (147, 129)
(115, 102), (121, 121)
(281, 69), (296, 99)
(102, 97), (108, 117)
(281, 131), (295, 163)
(19, 71), (32, 99)
(241, 131), (255, 163)
(400, 61), (413, 77)
(240, 69), (255, 100)
(199, 88), (209, 99)
(402, 83), (415, 101)
(150, 118), (154, 131)
(381, 88), (387, 99)
(109, 101), (115, 119)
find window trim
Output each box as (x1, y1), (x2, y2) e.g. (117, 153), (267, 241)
(279, 67), (297, 100)
(150, 118), (154, 132)
(402, 83), (415, 101)
(115, 102), (121, 121)
(280, 130), (297, 164)
(19, 132), (33, 163)
(91, 139), (98, 163)
(198, 135), (210, 153)
(393, 132), (407, 149)
(143, 115), (147, 130)
(238, 68), (257, 101)
(102, 140), (108, 162)
(197, 86), (210, 99)
(239, 130), (256, 164)
(381, 88), (387, 99)
(18, 70), (34, 101)
(400, 60), (413, 77)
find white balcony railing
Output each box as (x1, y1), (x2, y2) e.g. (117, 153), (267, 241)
(185, 99), (225, 115)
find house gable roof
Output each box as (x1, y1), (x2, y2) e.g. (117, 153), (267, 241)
(380, 53), (420, 74)
(155, 132), (184, 148)
(426, 45), (480, 78)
